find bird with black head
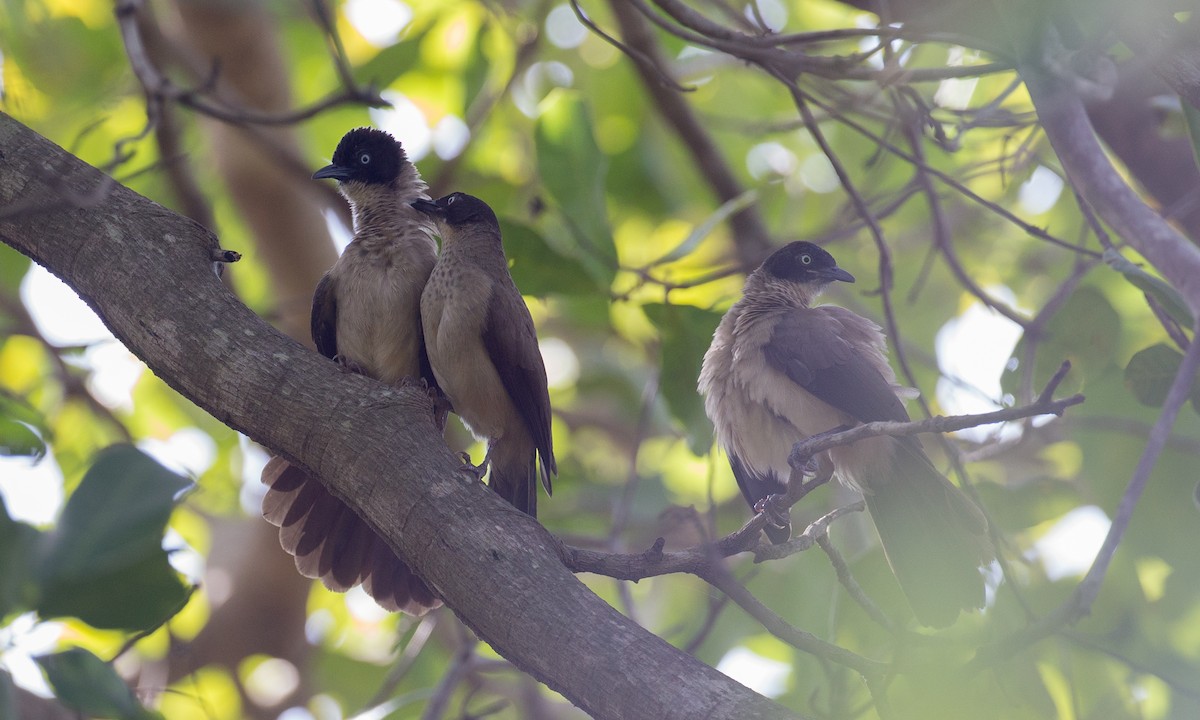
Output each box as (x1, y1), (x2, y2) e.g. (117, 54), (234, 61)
(699, 241), (993, 627)
(414, 192), (556, 517)
(261, 127), (442, 614)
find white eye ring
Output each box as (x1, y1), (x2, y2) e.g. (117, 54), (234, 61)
(359, 152), (371, 165)
(446, 194), (458, 205)
(800, 254), (812, 265)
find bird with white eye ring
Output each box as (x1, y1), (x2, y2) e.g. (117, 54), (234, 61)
(699, 240), (993, 627)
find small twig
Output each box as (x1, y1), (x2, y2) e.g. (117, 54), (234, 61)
(361, 613), (440, 712)
(421, 633), (479, 720)
(787, 364), (1083, 464)
(970, 329), (1200, 672)
(573, 0), (693, 92)
(815, 534), (896, 631)
(115, 0), (385, 127)
(752, 501), (865, 562)
(700, 560), (887, 679)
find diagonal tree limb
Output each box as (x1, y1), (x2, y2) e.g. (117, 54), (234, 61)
(0, 113), (796, 720)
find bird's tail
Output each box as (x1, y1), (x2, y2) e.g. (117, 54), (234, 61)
(863, 440), (993, 627)
(261, 456), (440, 614)
(487, 439), (540, 517)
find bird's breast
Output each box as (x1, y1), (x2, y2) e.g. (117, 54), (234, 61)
(421, 261), (518, 442)
(703, 309), (874, 487)
(333, 249), (434, 384)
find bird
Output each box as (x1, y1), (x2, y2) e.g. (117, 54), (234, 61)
(413, 192), (556, 517)
(698, 241), (992, 627)
(260, 127), (442, 614)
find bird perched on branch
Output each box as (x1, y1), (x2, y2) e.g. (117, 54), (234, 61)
(414, 192), (556, 517)
(261, 127), (441, 614)
(698, 241), (992, 627)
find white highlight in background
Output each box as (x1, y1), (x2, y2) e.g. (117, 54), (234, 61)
(1019, 166), (1064, 216)
(716, 646), (791, 697)
(344, 0), (413, 47)
(1033, 505), (1111, 581)
(546, 4), (588, 49)
(370, 91), (432, 161)
(934, 290), (1024, 443)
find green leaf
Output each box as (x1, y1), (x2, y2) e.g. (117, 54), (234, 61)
(1103, 249), (1193, 327)
(0, 392), (48, 459)
(500, 219), (598, 297)
(352, 29), (428, 88)
(1003, 285), (1120, 395)
(1124, 343), (1200, 412)
(35, 648), (160, 720)
(1125, 343), (1184, 407)
(974, 478), (1078, 530)
(0, 243), (32, 293)
(535, 90), (615, 286)
(642, 303), (723, 455)
(36, 445), (192, 631)
(649, 189), (758, 268)
(0, 495), (41, 620)
(1184, 102), (1200, 175)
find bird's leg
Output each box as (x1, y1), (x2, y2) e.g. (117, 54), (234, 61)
(458, 449), (490, 481)
(426, 384), (452, 433)
(333, 354), (369, 376)
(752, 494), (793, 541)
(396, 376), (453, 432)
(787, 424), (853, 477)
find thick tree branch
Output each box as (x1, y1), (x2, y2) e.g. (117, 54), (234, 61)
(0, 114), (795, 720)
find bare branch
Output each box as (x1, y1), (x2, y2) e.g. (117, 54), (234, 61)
(1022, 29), (1200, 315)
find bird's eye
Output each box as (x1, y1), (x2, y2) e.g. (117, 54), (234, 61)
(446, 194), (458, 205)
(800, 254), (813, 265)
(359, 152), (371, 165)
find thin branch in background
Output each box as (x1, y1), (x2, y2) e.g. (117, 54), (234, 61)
(899, 93), (1030, 328)
(0, 296), (133, 443)
(799, 91), (1100, 258)
(699, 560), (887, 679)
(815, 535), (895, 631)
(606, 373), (661, 621)
(609, 0), (775, 270)
(1016, 259), (1097, 405)
(681, 590), (732, 655)
(970, 329), (1200, 672)
(116, 0), (385, 127)
(420, 631), (480, 720)
(361, 613), (441, 712)
(571, 0), (693, 92)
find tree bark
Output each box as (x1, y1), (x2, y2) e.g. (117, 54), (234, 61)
(0, 113), (799, 720)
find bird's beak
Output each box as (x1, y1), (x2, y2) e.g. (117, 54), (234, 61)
(411, 199), (443, 216)
(823, 267), (856, 284)
(312, 164), (352, 181)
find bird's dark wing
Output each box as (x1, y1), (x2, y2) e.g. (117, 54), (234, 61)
(763, 311), (909, 424)
(311, 272), (338, 360)
(482, 282), (557, 490)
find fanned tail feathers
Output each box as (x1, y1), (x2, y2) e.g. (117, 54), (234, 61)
(261, 456), (440, 614)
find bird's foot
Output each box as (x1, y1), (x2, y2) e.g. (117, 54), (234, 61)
(753, 494), (793, 543)
(427, 385), (453, 432)
(787, 424), (852, 475)
(786, 450), (823, 478)
(334, 355), (369, 376)
(458, 452), (489, 481)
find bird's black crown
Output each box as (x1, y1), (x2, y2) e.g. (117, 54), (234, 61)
(761, 241), (855, 285)
(429, 192), (499, 228)
(316, 127), (407, 185)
